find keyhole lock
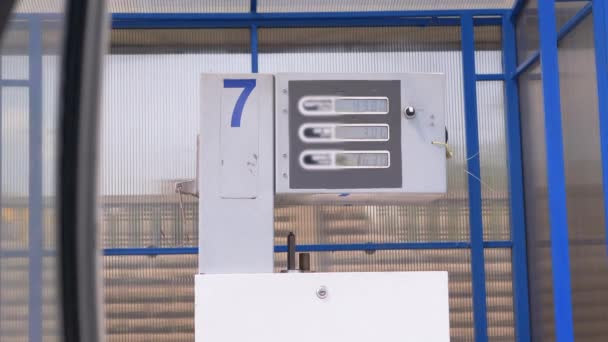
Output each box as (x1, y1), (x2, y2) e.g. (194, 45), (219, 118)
(404, 106), (416, 119)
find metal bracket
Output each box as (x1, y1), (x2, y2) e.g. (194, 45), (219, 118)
(174, 134), (200, 198)
(175, 179), (198, 198)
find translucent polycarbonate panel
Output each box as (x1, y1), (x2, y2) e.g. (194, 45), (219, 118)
(1, 257), (63, 342)
(0, 257), (28, 341)
(261, 26), (475, 243)
(111, 29), (250, 53)
(474, 25), (503, 75)
(100, 29), (249, 248)
(555, 1), (589, 31)
(1, 87), (29, 250)
(2, 56), (29, 80)
(516, 0), (539, 65)
(16, 0), (248, 13)
(558, 15), (608, 341)
(42, 256), (59, 341)
(476, 82), (510, 241)
(275, 249), (474, 341)
(109, 0), (248, 13)
(41, 56), (60, 250)
(258, 0), (515, 12)
(104, 254), (197, 342)
(1, 4), (64, 341)
(519, 62), (555, 341)
(275, 204), (471, 245)
(484, 248), (515, 341)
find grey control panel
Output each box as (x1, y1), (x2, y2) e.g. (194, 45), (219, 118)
(275, 73), (447, 203)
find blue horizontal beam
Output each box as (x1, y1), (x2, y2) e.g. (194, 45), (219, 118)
(100, 241), (512, 256)
(476, 74), (506, 81)
(274, 241), (472, 252)
(104, 247), (198, 256)
(1, 79), (29, 87)
(0, 241), (513, 258)
(111, 13), (503, 29)
(513, 2), (593, 79)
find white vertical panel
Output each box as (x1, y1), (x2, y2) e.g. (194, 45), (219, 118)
(219, 79), (259, 199)
(199, 74), (274, 274)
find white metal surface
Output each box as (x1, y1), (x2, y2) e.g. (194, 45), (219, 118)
(219, 81), (259, 198)
(275, 73), (447, 203)
(195, 271), (450, 342)
(199, 74), (274, 274)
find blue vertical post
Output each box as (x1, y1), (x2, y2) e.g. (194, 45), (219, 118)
(28, 16), (43, 342)
(0, 51), (3, 275)
(250, 0), (258, 73)
(537, 1), (575, 341)
(251, 24), (258, 73)
(502, 15), (531, 342)
(592, 0), (608, 252)
(460, 14), (488, 342)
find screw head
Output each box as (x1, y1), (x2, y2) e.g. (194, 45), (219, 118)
(282, 153), (288, 158)
(282, 173), (288, 178)
(316, 286), (328, 299)
(282, 89), (288, 94)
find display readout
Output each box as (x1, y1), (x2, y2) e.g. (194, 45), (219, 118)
(336, 152), (390, 168)
(335, 125), (389, 140)
(335, 98), (388, 113)
(299, 96), (389, 115)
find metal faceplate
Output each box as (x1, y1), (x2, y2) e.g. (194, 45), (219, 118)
(275, 73), (447, 203)
(195, 272), (450, 342)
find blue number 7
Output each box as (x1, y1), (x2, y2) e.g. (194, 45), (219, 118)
(224, 79), (257, 127)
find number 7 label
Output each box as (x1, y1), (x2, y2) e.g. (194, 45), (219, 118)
(223, 79), (257, 127)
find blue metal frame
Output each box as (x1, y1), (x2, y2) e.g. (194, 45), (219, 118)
(109, 11), (506, 29)
(0, 79), (29, 86)
(592, 0), (608, 253)
(0, 241), (514, 258)
(514, 2), (593, 78)
(476, 74), (505, 81)
(537, 1), (575, 341)
(502, 15), (532, 342)
(0, 44), (2, 322)
(27, 17), (43, 342)
(251, 24), (258, 73)
(101, 241), (513, 256)
(4, 5), (549, 342)
(461, 15), (488, 342)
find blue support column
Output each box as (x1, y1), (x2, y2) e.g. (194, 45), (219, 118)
(0, 53), (3, 288)
(502, 15), (531, 342)
(592, 0), (608, 253)
(537, 1), (575, 341)
(460, 15), (488, 342)
(28, 17), (43, 342)
(251, 24), (258, 73)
